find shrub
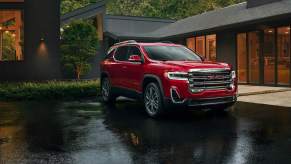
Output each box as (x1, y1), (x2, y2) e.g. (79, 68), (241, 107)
(0, 80), (100, 101)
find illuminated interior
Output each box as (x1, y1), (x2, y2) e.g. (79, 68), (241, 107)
(0, 10), (23, 61)
(277, 27), (290, 85)
(186, 34), (216, 61)
(237, 26), (291, 85)
(237, 33), (247, 83)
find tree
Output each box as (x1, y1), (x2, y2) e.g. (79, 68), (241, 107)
(61, 21), (99, 79)
(61, 0), (98, 14)
(61, 0), (246, 19)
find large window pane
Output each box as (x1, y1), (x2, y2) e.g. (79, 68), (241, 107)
(186, 37), (195, 51)
(263, 28), (275, 84)
(0, 10), (23, 61)
(206, 34), (216, 61)
(277, 26), (290, 85)
(248, 31), (260, 84)
(237, 33), (247, 83)
(195, 36), (205, 58)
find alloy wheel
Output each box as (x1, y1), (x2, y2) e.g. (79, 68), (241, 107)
(144, 84), (160, 116)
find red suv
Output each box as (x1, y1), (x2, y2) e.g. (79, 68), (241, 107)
(100, 41), (237, 117)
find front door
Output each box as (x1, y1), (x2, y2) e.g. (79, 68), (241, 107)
(122, 46), (144, 92)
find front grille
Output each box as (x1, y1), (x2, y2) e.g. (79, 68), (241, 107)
(188, 69), (233, 92)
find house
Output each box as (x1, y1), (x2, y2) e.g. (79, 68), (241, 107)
(1, 0), (291, 87)
(0, 0), (61, 81)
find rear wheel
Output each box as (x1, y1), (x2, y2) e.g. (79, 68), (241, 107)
(143, 82), (164, 118)
(101, 77), (116, 104)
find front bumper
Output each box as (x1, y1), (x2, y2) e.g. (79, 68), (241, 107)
(164, 95), (237, 109)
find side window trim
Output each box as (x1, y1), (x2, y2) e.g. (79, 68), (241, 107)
(127, 45), (145, 62)
(113, 46), (130, 62)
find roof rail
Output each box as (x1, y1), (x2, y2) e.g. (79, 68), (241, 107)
(114, 40), (137, 46)
(159, 41), (173, 44)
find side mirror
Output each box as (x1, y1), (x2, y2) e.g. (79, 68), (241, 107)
(128, 55), (142, 63)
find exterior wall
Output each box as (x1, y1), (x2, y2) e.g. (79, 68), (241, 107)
(0, 0), (61, 81)
(216, 31), (237, 70)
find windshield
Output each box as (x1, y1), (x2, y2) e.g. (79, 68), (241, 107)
(144, 46), (202, 61)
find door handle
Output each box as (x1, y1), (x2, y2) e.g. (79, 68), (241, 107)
(122, 66), (127, 69)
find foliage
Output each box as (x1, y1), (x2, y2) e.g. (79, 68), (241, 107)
(61, 20), (99, 79)
(106, 0), (246, 19)
(2, 32), (16, 61)
(61, 0), (99, 15)
(61, 0), (246, 19)
(0, 80), (100, 101)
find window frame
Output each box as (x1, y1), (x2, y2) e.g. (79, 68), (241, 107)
(0, 2), (24, 63)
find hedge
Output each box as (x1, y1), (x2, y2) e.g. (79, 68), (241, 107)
(0, 80), (100, 101)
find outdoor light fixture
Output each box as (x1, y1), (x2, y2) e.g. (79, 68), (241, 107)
(0, 26), (2, 30)
(268, 30), (273, 33)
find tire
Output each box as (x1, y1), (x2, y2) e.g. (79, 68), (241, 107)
(143, 82), (164, 118)
(101, 77), (116, 104)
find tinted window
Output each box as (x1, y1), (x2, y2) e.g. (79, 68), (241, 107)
(128, 46), (142, 57)
(144, 46), (202, 61)
(115, 46), (129, 61)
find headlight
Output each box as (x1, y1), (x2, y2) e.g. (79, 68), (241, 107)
(231, 71), (236, 79)
(166, 72), (188, 81)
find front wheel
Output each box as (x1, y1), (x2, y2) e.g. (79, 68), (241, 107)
(101, 77), (116, 104)
(143, 82), (164, 118)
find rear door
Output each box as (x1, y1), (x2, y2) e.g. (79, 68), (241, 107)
(112, 46), (130, 88)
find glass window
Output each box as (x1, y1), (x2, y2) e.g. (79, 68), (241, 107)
(195, 36), (205, 58)
(248, 31), (261, 84)
(206, 34), (216, 61)
(277, 26), (290, 85)
(0, 10), (23, 61)
(128, 46), (142, 58)
(237, 33), (247, 83)
(114, 46), (129, 61)
(144, 46), (202, 61)
(263, 28), (276, 84)
(186, 37), (195, 51)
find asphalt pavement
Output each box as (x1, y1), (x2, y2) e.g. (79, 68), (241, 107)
(0, 101), (291, 164)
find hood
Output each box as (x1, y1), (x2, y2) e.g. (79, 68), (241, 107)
(160, 61), (231, 71)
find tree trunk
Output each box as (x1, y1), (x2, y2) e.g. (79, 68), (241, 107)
(76, 65), (81, 80)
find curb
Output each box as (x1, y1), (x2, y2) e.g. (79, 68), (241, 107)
(238, 89), (291, 97)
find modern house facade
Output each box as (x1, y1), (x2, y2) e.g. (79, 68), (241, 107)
(1, 0), (291, 87)
(0, 0), (61, 81)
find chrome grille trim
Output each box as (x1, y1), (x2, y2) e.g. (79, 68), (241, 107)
(188, 68), (233, 92)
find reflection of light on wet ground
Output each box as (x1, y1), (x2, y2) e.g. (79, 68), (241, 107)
(0, 101), (291, 163)
(226, 119), (254, 164)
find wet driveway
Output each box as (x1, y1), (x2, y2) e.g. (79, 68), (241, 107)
(0, 101), (291, 164)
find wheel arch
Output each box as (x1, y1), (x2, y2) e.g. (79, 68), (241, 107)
(142, 74), (165, 97)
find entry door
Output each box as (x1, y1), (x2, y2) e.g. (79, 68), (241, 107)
(248, 31), (261, 84)
(263, 28), (276, 85)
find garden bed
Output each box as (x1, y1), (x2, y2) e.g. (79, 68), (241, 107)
(0, 80), (100, 101)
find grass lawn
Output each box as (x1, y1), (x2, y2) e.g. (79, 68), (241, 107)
(0, 80), (100, 101)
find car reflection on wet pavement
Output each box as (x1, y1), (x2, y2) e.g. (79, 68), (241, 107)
(0, 101), (291, 164)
